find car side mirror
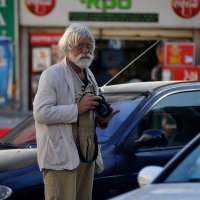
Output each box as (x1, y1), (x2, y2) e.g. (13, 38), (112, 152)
(133, 129), (166, 151)
(137, 165), (163, 187)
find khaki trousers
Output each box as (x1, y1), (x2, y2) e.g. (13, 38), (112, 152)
(42, 161), (95, 200)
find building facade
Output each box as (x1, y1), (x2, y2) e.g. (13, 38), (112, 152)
(3, 0), (200, 110)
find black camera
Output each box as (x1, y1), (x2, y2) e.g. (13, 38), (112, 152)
(95, 94), (111, 118)
(80, 92), (111, 118)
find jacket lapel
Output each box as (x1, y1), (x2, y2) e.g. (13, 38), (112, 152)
(61, 57), (75, 102)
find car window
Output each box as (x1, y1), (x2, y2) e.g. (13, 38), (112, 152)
(134, 91), (200, 149)
(12, 123), (36, 145)
(2, 94), (146, 145)
(96, 94), (146, 143)
(164, 143), (200, 183)
(1, 118), (36, 146)
(0, 112), (32, 138)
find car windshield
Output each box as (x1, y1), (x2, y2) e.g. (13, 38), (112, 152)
(0, 93), (146, 146)
(164, 139), (200, 183)
(0, 111), (32, 138)
(0, 117), (36, 146)
(97, 93), (146, 143)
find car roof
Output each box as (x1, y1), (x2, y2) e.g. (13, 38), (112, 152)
(99, 81), (200, 94)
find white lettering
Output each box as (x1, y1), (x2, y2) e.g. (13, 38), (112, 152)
(184, 70), (198, 80)
(0, 12), (6, 25)
(31, 35), (61, 44)
(170, 47), (182, 54)
(173, 0), (199, 9)
(26, 0), (52, 6)
(0, 0), (7, 7)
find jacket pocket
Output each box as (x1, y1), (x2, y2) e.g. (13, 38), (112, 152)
(48, 138), (67, 165)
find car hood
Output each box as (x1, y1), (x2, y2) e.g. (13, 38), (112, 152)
(111, 183), (200, 200)
(0, 149), (37, 172)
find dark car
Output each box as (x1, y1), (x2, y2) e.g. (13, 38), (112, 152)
(1, 81), (200, 200)
(110, 133), (200, 200)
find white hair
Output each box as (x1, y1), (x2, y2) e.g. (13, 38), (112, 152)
(58, 23), (95, 53)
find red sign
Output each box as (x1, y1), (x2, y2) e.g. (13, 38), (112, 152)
(30, 33), (63, 46)
(171, 0), (200, 18)
(163, 67), (200, 81)
(164, 43), (195, 66)
(25, 0), (56, 16)
(0, 128), (12, 138)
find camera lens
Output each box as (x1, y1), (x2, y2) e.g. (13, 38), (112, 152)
(96, 104), (110, 118)
(96, 94), (111, 118)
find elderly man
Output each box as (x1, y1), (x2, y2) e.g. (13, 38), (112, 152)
(33, 23), (120, 200)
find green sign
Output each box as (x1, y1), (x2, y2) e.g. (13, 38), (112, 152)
(79, 0), (131, 12)
(70, 12), (158, 22)
(74, 0), (158, 23)
(0, 0), (15, 39)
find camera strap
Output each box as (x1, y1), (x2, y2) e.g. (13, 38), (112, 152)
(76, 123), (99, 163)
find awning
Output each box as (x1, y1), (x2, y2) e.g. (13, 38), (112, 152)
(90, 28), (193, 40)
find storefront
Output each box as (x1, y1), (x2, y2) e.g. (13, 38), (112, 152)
(19, 0), (200, 110)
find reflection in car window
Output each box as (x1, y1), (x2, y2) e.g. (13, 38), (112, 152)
(12, 123), (36, 145)
(97, 95), (146, 143)
(165, 144), (200, 183)
(137, 91), (200, 149)
(4, 119), (36, 145)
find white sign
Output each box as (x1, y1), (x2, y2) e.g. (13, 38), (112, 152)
(20, 0), (200, 28)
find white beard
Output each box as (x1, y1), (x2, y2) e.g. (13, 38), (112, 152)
(68, 52), (94, 69)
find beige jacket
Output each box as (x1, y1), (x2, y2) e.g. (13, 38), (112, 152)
(33, 57), (104, 173)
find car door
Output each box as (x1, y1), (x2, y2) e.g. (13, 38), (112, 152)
(116, 90), (200, 195)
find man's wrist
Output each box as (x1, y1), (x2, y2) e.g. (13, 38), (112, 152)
(96, 118), (108, 129)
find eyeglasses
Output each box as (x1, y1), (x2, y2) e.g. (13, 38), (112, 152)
(74, 43), (93, 51)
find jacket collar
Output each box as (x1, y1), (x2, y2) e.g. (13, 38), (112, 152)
(61, 56), (99, 95)
(60, 57), (75, 101)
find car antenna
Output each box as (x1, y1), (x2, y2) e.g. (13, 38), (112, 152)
(99, 40), (160, 92)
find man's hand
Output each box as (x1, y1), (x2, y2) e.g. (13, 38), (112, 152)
(78, 93), (101, 115)
(95, 103), (120, 126)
